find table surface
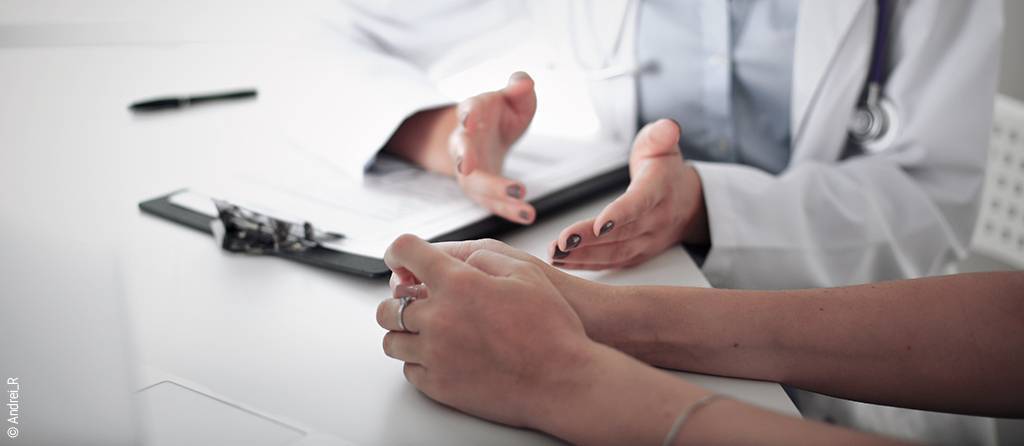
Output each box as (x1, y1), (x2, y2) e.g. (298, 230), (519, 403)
(0, 37), (797, 445)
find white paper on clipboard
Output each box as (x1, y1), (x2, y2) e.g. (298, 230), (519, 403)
(169, 134), (627, 259)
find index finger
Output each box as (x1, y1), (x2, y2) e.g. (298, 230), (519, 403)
(384, 234), (467, 290)
(459, 170), (535, 224)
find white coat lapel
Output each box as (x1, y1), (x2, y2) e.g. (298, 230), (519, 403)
(577, 0), (631, 66)
(579, 0), (638, 143)
(791, 0), (869, 145)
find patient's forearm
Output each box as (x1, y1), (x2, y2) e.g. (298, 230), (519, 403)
(544, 343), (905, 446)
(585, 272), (1024, 417)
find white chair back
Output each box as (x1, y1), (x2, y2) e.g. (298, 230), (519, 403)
(972, 95), (1024, 269)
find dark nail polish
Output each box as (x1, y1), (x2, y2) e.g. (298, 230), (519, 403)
(553, 247), (570, 259)
(519, 210), (530, 221)
(599, 221), (615, 236)
(455, 156), (463, 174)
(552, 261), (566, 267)
(566, 234), (582, 250)
(506, 184), (523, 199)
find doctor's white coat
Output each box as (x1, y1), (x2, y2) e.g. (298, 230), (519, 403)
(308, 0), (1003, 291)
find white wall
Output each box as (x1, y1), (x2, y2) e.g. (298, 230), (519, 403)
(1000, 1), (1024, 100)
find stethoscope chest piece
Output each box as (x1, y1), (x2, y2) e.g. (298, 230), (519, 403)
(850, 96), (899, 154)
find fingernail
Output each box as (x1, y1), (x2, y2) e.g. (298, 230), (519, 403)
(553, 247), (570, 259)
(519, 210), (531, 222)
(506, 184), (523, 199)
(552, 261), (566, 267)
(566, 234), (581, 250)
(599, 221), (615, 236)
(455, 156), (463, 174)
(395, 284), (418, 298)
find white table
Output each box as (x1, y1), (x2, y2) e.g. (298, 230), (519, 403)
(0, 37), (797, 445)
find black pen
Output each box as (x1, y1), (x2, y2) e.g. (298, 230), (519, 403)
(129, 88), (258, 112)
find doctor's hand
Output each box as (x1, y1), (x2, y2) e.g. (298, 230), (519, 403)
(548, 119), (709, 270)
(385, 72), (538, 224)
(375, 234), (596, 430)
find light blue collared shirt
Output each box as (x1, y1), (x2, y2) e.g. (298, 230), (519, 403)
(636, 0), (799, 174)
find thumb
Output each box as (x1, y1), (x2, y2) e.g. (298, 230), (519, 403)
(631, 118), (682, 162)
(501, 71), (537, 119)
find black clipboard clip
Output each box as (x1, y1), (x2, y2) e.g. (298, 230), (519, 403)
(211, 199), (344, 255)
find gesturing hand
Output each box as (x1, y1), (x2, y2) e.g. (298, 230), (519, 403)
(547, 119), (709, 270)
(375, 234), (596, 429)
(451, 72), (538, 224)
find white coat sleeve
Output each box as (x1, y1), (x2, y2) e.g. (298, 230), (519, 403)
(285, 1), (526, 180)
(694, 1), (1003, 289)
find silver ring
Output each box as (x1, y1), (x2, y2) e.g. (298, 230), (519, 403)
(396, 295), (416, 332)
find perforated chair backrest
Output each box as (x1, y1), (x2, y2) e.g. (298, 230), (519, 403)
(971, 95), (1024, 269)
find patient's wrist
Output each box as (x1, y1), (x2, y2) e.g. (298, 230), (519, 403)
(540, 343), (710, 445)
(556, 278), (628, 346)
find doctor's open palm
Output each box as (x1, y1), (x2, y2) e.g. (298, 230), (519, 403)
(386, 71), (538, 224)
(549, 119), (709, 270)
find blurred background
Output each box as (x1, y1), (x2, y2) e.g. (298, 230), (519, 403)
(1000, 2), (1024, 100)
(1, 1), (1021, 444)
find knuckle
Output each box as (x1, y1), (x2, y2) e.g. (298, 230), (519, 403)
(402, 363), (418, 383)
(376, 301), (390, 327)
(422, 306), (444, 331)
(479, 238), (504, 250)
(465, 249), (488, 264)
(392, 233), (419, 252)
(427, 315), (452, 338)
(517, 259), (541, 275)
(430, 372), (452, 395)
(423, 340), (445, 364)
(450, 266), (479, 284)
(413, 284), (429, 300)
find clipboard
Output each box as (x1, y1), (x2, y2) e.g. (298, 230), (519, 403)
(139, 165), (628, 278)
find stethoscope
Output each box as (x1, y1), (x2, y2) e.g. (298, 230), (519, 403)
(568, 0), (898, 151)
(849, 0), (897, 151)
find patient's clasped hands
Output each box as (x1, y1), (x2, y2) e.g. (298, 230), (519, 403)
(376, 236), (743, 446)
(376, 235), (602, 432)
